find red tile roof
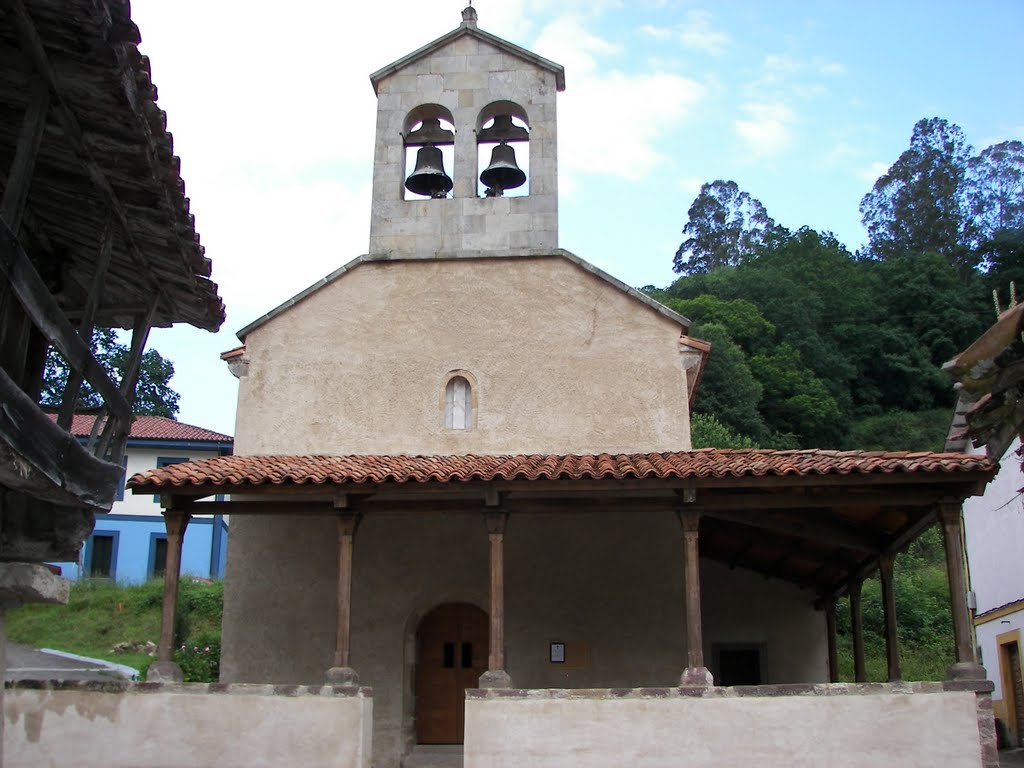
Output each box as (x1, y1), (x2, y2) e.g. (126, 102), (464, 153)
(54, 414), (232, 443)
(128, 449), (993, 490)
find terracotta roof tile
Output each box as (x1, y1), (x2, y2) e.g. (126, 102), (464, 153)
(52, 414), (232, 443)
(128, 449), (993, 490)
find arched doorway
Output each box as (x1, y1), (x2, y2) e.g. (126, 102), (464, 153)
(415, 602), (489, 744)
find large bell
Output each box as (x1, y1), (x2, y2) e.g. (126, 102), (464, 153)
(480, 141), (526, 195)
(405, 145), (453, 198)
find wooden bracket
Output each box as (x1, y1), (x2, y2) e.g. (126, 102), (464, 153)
(675, 480), (697, 504)
(337, 511), (362, 537)
(676, 507), (702, 534)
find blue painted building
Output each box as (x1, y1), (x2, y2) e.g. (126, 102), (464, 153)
(53, 414), (233, 583)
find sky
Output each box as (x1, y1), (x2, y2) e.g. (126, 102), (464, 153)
(128, 0), (1024, 437)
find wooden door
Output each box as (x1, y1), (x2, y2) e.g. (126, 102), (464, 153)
(415, 603), (489, 744)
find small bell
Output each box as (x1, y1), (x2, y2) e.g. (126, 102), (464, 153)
(405, 145), (453, 198)
(480, 141), (526, 196)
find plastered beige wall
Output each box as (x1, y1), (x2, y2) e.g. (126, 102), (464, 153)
(232, 256), (691, 456)
(4, 685), (372, 768)
(464, 690), (984, 768)
(221, 509), (824, 768)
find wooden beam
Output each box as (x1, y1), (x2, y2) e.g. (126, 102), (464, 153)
(849, 581), (867, 683)
(0, 219), (131, 426)
(483, 510), (510, 686)
(1, 76), (49, 233)
(879, 553), (902, 681)
(702, 508), (881, 553)
(155, 511), (190, 664)
(57, 216), (115, 430)
(331, 512), (361, 675)
(9, 0), (169, 306)
(678, 508), (712, 685)
(825, 597), (839, 683)
(937, 502), (978, 669)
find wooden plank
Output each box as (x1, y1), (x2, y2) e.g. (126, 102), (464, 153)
(825, 597), (839, 683)
(58, 215), (115, 430)
(0, 362), (120, 510)
(8, 0), (169, 306)
(702, 508), (881, 553)
(938, 502), (976, 665)
(0, 217), (131, 425)
(156, 511), (190, 663)
(0, 76), (49, 233)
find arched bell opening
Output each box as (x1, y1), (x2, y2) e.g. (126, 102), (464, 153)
(403, 104), (456, 200)
(476, 101), (530, 198)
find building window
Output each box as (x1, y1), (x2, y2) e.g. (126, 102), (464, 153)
(153, 457), (189, 502)
(445, 375), (473, 430)
(84, 531), (119, 580)
(148, 534), (168, 580)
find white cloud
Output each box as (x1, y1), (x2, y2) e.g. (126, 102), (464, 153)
(678, 176), (704, 200)
(533, 15), (622, 77)
(817, 60), (847, 76)
(734, 102), (796, 157)
(677, 10), (730, 56)
(559, 71), (704, 188)
(639, 24), (674, 40)
(858, 161), (890, 185)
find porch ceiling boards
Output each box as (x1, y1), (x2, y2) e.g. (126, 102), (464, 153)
(128, 449), (996, 601)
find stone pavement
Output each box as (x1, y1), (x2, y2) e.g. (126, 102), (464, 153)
(1002, 748), (1024, 767)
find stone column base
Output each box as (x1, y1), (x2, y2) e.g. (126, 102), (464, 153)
(479, 670), (512, 689)
(680, 666), (714, 687)
(325, 666), (359, 685)
(146, 661), (183, 683)
(946, 661), (987, 681)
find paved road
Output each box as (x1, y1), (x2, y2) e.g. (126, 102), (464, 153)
(5, 643), (131, 682)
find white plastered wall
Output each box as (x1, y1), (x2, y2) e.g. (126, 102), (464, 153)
(221, 510), (825, 768)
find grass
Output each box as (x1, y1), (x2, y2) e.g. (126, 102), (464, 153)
(836, 637), (955, 682)
(5, 579), (223, 679)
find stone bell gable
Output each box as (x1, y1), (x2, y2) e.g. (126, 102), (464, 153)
(367, 6), (564, 257)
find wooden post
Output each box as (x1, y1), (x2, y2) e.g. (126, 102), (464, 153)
(480, 510), (511, 688)
(825, 596), (839, 683)
(937, 503), (985, 680)
(849, 580), (867, 683)
(879, 553), (902, 682)
(147, 509), (190, 682)
(326, 511), (361, 685)
(678, 508), (713, 686)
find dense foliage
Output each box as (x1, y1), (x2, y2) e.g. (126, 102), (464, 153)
(653, 117), (1023, 452)
(39, 328), (181, 418)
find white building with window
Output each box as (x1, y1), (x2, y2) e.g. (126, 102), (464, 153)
(53, 414), (232, 582)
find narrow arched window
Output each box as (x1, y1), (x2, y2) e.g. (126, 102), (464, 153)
(445, 376), (473, 430)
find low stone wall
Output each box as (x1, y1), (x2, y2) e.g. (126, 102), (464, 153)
(4, 680), (373, 768)
(465, 681), (997, 768)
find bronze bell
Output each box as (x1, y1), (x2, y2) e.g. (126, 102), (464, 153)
(405, 145), (453, 198)
(480, 141), (526, 195)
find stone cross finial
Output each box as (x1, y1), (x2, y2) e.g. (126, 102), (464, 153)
(462, 4), (478, 26)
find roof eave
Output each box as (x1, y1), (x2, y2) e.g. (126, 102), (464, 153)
(369, 25), (565, 94)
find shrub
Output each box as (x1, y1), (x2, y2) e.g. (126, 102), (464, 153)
(175, 631), (220, 683)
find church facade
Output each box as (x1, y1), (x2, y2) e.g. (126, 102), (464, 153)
(124, 8), (998, 768)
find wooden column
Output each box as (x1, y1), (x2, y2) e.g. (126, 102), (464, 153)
(849, 580), (867, 683)
(879, 554), (902, 682)
(678, 508), (713, 686)
(937, 503), (985, 679)
(147, 509), (190, 682)
(480, 510), (511, 688)
(326, 511), (361, 685)
(825, 597), (839, 683)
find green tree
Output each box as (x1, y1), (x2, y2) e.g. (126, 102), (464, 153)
(673, 180), (783, 274)
(965, 140), (1024, 246)
(40, 329), (181, 418)
(690, 413), (760, 449)
(688, 322), (769, 442)
(750, 344), (843, 446)
(860, 117), (974, 269)
(667, 295), (775, 354)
